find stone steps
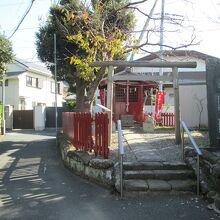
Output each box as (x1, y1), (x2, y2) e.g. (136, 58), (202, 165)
(124, 169), (195, 180)
(118, 161), (196, 193)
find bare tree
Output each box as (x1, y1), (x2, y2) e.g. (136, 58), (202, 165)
(194, 94), (206, 130)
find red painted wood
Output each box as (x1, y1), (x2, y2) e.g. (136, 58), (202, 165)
(62, 112), (109, 158)
(159, 113), (175, 127)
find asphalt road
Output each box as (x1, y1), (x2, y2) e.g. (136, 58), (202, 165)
(0, 130), (219, 220)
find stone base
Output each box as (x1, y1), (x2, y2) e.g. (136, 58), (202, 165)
(143, 120), (154, 132)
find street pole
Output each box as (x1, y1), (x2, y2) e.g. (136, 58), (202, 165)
(130, 0), (158, 61)
(54, 34), (58, 140)
(173, 67), (181, 144)
(1, 79), (5, 135)
(159, 0), (165, 91)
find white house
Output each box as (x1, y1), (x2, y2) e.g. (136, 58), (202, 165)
(0, 58), (64, 110)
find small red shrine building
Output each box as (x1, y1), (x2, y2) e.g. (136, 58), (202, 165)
(99, 70), (159, 124)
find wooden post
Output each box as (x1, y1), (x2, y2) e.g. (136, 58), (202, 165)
(140, 84), (144, 123)
(126, 81), (129, 112)
(107, 66), (114, 146)
(173, 67), (181, 144)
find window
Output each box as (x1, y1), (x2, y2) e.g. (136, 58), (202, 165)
(5, 79), (8, 86)
(26, 76), (39, 88)
(51, 82), (62, 94)
(115, 85), (126, 102)
(20, 98), (26, 110)
(129, 86), (138, 102)
(58, 83), (61, 94)
(51, 82), (55, 93)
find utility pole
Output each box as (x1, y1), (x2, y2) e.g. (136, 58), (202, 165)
(159, 0), (165, 91)
(173, 67), (181, 144)
(54, 34), (58, 138)
(130, 0), (158, 61)
(1, 79), (5, 135)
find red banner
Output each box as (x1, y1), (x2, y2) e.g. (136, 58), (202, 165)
(154, 91), (166, 122)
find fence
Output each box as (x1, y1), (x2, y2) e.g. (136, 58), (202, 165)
(94, 113), (109, 159)
(156, 113), (175, 127)
(62, 112), (109, 158)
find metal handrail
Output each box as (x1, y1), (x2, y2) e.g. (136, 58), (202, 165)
(180, 120), (202, 195)
(117, 120), (124, 198)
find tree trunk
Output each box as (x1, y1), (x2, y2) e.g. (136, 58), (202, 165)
(75, 78), (87, 112)
(75, 67), (106, 113)
(75, 78), (97, 113)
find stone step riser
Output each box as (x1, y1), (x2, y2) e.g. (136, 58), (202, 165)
(124, 170), (195, 181)
(124, 179), (196, 192)
(123, 162), (189, 171)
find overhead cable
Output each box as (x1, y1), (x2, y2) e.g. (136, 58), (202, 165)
(7, 0), (36, 40)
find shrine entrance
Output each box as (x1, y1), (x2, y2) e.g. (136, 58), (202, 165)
(113, 81), (157, 123)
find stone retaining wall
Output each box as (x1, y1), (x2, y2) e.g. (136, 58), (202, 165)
(58, 133), (115, 188)
(185, 147), (220, 212)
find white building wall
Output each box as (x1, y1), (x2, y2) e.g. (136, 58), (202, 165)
(44, 79), (63, 107)
(179, 85), (208, 128)
(18, 72), (63, 110)
(34, 106), (46, 130)
(143, 85), (208, 128)
(0, 78), (20, 110)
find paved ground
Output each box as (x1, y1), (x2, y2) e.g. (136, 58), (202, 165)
(0, 130), (219, 220)
(110, 127), (210, 162)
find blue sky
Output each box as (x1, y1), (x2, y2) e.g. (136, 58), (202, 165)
(0, 0), (220, 64)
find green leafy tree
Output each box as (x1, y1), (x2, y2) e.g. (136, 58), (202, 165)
(0, 35), (13, 80)
(36, 0), (135, 112)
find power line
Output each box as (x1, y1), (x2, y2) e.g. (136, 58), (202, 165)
(7, 0), (36, 40)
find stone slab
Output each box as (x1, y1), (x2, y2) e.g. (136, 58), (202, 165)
(123, 161), (164, 170)
(147, 179), (171, 191)
(168, 180), (196, 191)
(124, 180), (148, 191)
(124, 170), (154, 179)
(152, 170), (194, 180)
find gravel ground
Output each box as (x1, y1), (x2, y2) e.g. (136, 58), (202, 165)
(109, 127), (210, 163)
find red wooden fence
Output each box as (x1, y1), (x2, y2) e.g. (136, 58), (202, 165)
(95, 113), (109, 159)
(62, 112), (109, 158)
(158, 113), (175, 127)
(73, 112), (93, 152)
